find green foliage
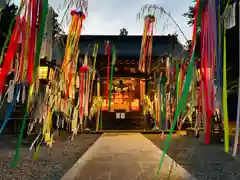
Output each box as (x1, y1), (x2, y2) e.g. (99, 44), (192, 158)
(119, 27), (128, 36)
(0, 4), (18, 53)
(52, 9), (63, 42)
(0, 4), (63, 53)
(182, 6), (195, 27)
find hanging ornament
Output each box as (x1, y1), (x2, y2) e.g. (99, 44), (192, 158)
(108, 46), (116, 112)
(139, 14), (155, 73)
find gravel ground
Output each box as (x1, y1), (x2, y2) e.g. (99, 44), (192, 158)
(0, 134), (101, 180)
(144, 134), (240, 180)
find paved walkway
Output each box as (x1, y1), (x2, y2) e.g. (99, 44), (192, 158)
(61, 133), (197, 180)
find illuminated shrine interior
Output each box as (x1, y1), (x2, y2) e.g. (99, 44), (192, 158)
(102, 77), (145, 112)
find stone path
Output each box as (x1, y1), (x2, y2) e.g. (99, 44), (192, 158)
(61, 133), (197, 180)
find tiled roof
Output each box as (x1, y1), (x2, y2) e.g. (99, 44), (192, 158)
(53, 35), (187, 60)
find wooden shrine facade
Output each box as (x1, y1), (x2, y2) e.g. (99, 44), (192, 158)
(72, 35), (185, 130)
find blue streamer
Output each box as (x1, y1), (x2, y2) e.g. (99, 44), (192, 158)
(0, 84), (21, 135)
(216, 0), (223, 110)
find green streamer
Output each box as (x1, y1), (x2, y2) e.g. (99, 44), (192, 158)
(89, 44), (99, 103)
(160, 75), (167, 130)
(99, 111), (102, 130)
(189, 65), (196, 126)
(160, 83), (165, 130)
(0, 3), (25, 65)
(11, 111), (28, 167)
(33, 0), (48, 81)
(108, 47), (115, 112)
(163, 82), (166, 128)
(153, 101), (156, 129)
(155, 45), (196, 179)
(12, 83), (34, 166)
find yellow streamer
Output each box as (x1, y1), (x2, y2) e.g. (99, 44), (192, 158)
(61, 15), (77, 71)
(223, 0), (230, 153)
(89, 44), (99, 103)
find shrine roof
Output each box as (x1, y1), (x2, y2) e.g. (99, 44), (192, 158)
(78, 35), (186, 59)
(53, 35), (187, 60)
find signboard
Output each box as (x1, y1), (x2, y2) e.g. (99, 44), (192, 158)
(116, 113), (120, 119)
(116, 113), (125, 119)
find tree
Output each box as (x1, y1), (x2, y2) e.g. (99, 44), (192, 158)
(52, 8), (64, 43)
(182, 4), (201, 57)
(119, 27), (128, 36)
(0, 3), (18, 52)
(182, 6), (195, 27)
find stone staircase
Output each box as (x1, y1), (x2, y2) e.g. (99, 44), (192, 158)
(91, 112), (146, 130)
(0, 101), (30, 135)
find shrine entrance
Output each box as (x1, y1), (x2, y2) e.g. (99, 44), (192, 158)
(100, 77), (146, 130)
(102, 78), (141, 112)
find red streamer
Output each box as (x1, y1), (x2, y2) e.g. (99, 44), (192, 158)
(202, 8), (212, 145)
(0, 17), (22, 92)
(142, 18), (151, 72)
(19, 16), (26, 82)
(79, 66), (88, 120)
(66, 61), (73, 99)
(28, 0), (38, 84)
(147, 20), (154, 73)
(105, 43), (111, 105)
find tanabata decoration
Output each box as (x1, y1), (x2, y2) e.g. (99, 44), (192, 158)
(200, 0), (216, 146)
(155, 0), (240, 177)
(139, 14), (155, 73)
(155, 0), (202, 178)
(142, 95), (153, 116)
(89, 96), (103, 131)
(221, 0), (230, 153)
(105, 41), (111, 109)
(54, 8), (86, 136)
(160, 72), (167, 130)
(62, 8), (85, 100)
(0, 0), (49, 166)
(79, 65), (89, 130)
(108, 46), (116, 111)
(89, 44), (99, 103)
(0, 3), (89, 166)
